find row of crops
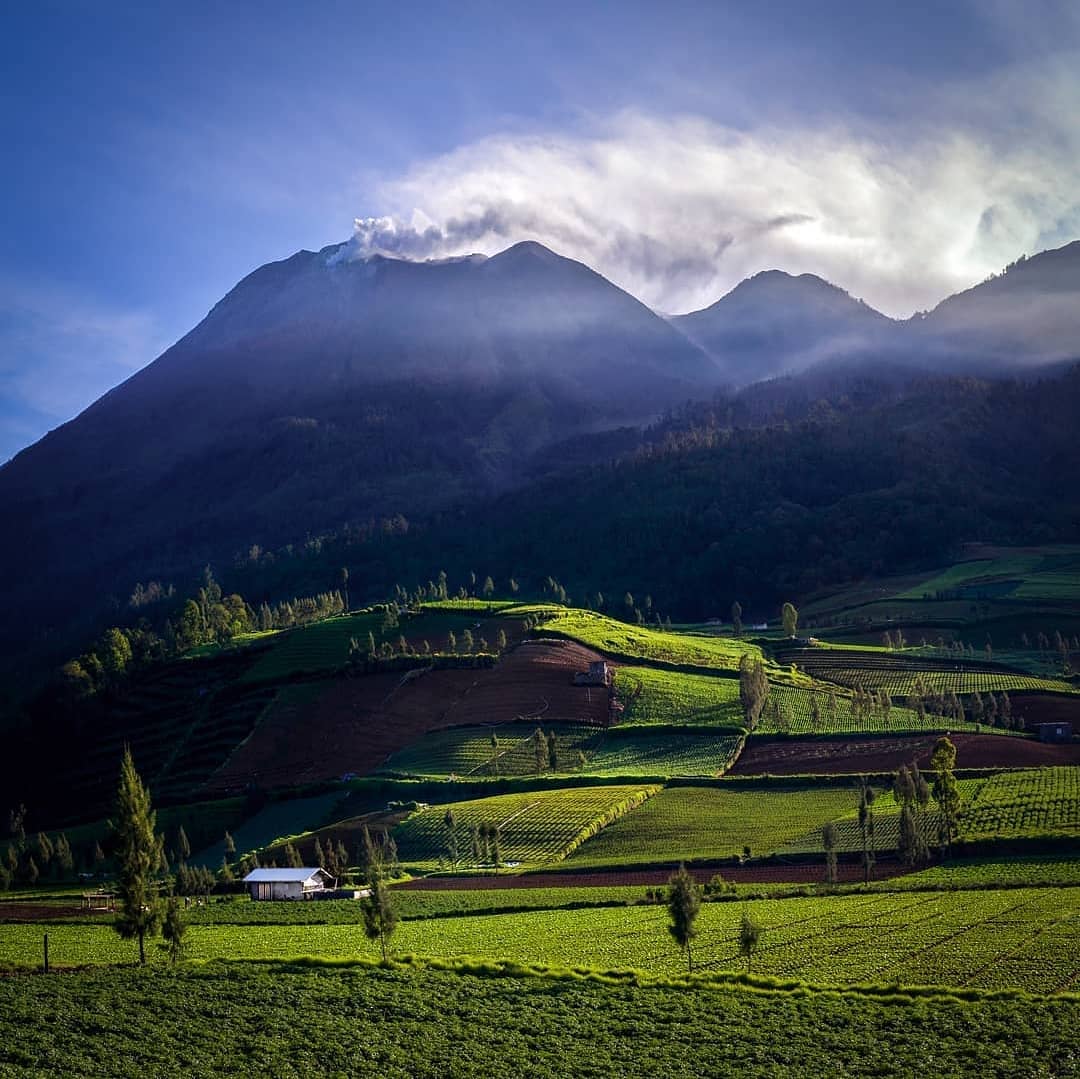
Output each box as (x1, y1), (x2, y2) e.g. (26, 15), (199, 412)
(563, 784), (860, 867)
(393, 785), (661, 868)
(380, 723), (744, 779)
(3, 888), (1076, 992)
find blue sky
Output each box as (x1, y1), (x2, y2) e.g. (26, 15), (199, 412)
(2, 1), (1079, 462)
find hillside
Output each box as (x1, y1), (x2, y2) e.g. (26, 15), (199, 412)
(672, 270), (895, 384)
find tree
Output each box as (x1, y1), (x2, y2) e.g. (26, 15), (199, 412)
(489, 732), (500, 778)
(534, 727), (547, 775)
(444, 809), (459, 868)
(447, 631), (457, 654)
(731, 601), (743, 638)
(113, 747), (162, 965)
(361, 878), (399, 961)
(547, 730), (559, 772)
(822, 821), (838, 884)
(462, 629), (475, 653)
(161, 895), (188, 965)
(666, 864), (702, 971)
(223, 831), (236, 857)
(857, 778), (877, 884)
(482, 576), (495, 598)
(738, 655), (769, 730)
(738, 906), (763, 972)
(930, 736), (961, 852)
(176, 825), (191, 864)
(781, 602), (799, 638)
(497, 628), (508, 652)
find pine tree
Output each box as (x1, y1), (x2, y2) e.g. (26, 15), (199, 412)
(223, 831), (236, 857)
(161, 895), (187, 964)
(822, 821), (838, 884)
(781, 602), (799, 638)
(731, 601), (743, 638)
(112, 747), (162, 965)
(177, 825), (191, 864)
(547, 730), (559, 772)
(666, 864), (702, 971)
(361, 878), (398, 961)
(930, 737), (961, 853)
(739, 906), (763, 972)
(534, 727), (547, 774)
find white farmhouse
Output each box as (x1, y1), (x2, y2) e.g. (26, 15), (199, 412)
(243, 867), (334, 901)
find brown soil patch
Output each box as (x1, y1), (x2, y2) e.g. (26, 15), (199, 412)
(0, 903), (108, 922)
(398, 862), (910, 890)
(206, 639), (610, 793)
(731, 732), (1080, 776)
(1014, 694), (1080, 727)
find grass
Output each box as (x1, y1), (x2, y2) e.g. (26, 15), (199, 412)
(613, 666), (744, 725)
(393, 785), (661, 869)
(563, 784), (859, 868)
(191, 790), (348, 866)
(536, 609), (760, 672)
(380, 723), (743, 779)
(3, 888), (1077, 995)
(2, 961), (1076, 1077)
(239, 611), (383, 682)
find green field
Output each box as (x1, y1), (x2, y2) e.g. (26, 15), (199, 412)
(563, 784), (860, 867)
(381, 723), (743, 779)
(3, 889), (1077, 994)
(960, 767), (1080, 840)
(240, 611), (382, 682)
(613, 665), (744, 725)
(393, 785), (660, 869)
(2, 962), (1075, 1078)
(536, 609), (760, 672)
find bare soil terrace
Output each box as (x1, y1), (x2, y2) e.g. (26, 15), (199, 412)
(729, 732), (1080, 776)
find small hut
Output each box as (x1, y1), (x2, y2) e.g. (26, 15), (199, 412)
(243, 867), (334, 901)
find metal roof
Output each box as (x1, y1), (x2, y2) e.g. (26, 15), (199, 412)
(243, 868), (329, 883)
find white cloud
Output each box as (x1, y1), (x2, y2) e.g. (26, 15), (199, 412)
(340, 58), (1080, 318)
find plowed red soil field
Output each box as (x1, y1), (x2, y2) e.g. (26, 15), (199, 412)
(730, 732), (1080, 776)
(206, 639), (610, 792)
(398, 862), (910, 889)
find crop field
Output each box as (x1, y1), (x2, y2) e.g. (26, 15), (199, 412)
(613, 666), (744, 725)
(3, 964), (1076, 1079)
(730, 731), (1077, 776)
(812, 666), (1075, 697)
(393, 785), (660, 868)
(536, 610), (760, 672)
(755, 684), (985, 735)
(959, 767), (1080, 840)
(3, 888), (1077, 994)
(381, 723), (742, 779)
(239, 612), (383, 682)
(897, 548), (1080, 601)
(889, 857), (1080, 891)
(563, 784), (859, 867)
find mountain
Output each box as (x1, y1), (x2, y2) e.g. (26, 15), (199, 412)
(671, 270), (895, 385)
(914, 240), (1080, 369)
(3, 236), (1080, 688)
(0, 240), (717, 664)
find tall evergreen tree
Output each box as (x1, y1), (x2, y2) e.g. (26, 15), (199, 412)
(666, 864), (702, 972)
(362, 878), (399, 962)
(822, 821), (838, 884)
(161, 895), (188, 965)
(112, 747), (162, 966)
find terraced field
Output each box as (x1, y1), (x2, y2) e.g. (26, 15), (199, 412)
(393, 785), (660, 869)
(535, 610), (759, 672)
(613, 666), (743, 725)
(960, 767), (1080, 840)
(381, 723), (743, 779)
(564, 784), (859, 868)
(3, 889), (1076, 993)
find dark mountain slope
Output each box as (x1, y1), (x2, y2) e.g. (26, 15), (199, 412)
(0, 241), (717, 659)
(672, 270), (895, 385)
(913, 241), (1080, 369)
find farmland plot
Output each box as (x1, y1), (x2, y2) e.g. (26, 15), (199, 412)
(393, 785), (660, 869)
(564, 784), (858, 868)
(3, 889), (1076, 993)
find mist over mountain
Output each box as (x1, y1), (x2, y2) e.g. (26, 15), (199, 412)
(1, 236), (1079, 683)
(671, 270), (895, 385)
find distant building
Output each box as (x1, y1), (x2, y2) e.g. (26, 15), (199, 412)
(573, 660), (612, 687)
(1035, 722), (1073, 743)
(243, 867), (334, 901)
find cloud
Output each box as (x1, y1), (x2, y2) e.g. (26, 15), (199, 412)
(338, 58), (1080, 317)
